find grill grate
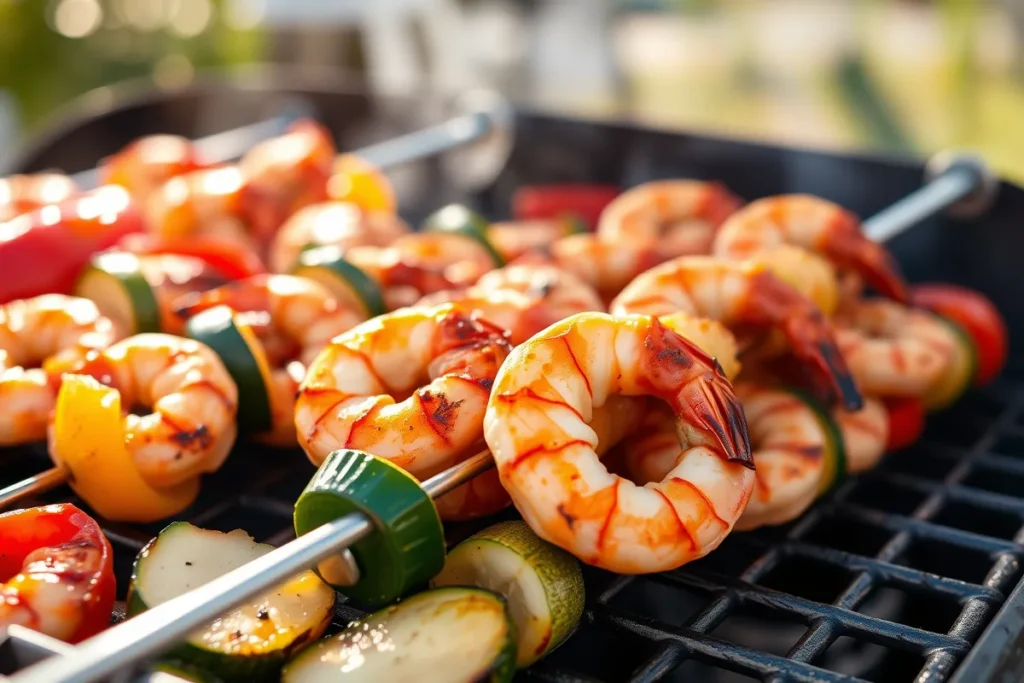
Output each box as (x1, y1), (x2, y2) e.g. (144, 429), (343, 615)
(3, 373), (1024, 682)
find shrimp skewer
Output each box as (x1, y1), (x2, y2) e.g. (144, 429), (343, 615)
(0, 295), (119, 446)
(610, 256), (862, 411)
(597, 180), (742, 258)
(712, 194), (908, 303)
(484, 311), (753, 574)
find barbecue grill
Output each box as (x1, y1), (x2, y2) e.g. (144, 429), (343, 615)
(1, 69), (1023, 683)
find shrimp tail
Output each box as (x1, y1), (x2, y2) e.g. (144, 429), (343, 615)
(822, 221), (909, 304)
(745, 271), (864, 411)
(643, 319), (753, 467)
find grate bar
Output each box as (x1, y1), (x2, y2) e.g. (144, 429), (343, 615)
(868, 470), (1024, 517)
(594, 603), (865, 683)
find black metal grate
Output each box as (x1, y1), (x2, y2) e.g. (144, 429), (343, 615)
(3, 370), (1024, 683)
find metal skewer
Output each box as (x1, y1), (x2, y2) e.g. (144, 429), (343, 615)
(6, 450), (495, 683)
(862, 151), (998, 243)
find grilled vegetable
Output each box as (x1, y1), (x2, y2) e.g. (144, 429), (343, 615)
(282, 587), (517, 683)
(329, 153), (397, 214)
(511, 183), (620, 230)
(75, 251), (161, 335)
(293, 246), (387, 317)
(0, 185), (145, 304)
(422, 203), (505, 267)
(128, 522), (335, 683)
(911, 283), (1007, 387)
(922, 317), (977, 412)
(184, 306), (274, 434)
(0, 504), (116, 643)
(293, 449), (446, 607)
(151, 661), (225, 683)
(52, 374), (200, 523)
(782, 387), (848, 493)
(117, 234), (266, 280)
(883, 396), (925, 451)
(432, 520), (584, 667)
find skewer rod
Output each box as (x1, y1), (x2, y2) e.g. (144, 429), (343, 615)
(0, 466), (69, 507)
(8, 451), (494, 683)
(862, 166), (977, 243)
(354, 111), (493, 170)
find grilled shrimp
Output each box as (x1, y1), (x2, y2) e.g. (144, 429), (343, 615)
(135, 254), (232, 336)
(0, 173), (78, 222)
(341, 245), (459, 310)
(295, 304), (513, 519)
(269, 200), (411, 273)
(610, 256), (862, 410)
(512, 233), (667, 303)
(388, 232), (501, 288)
(0, 295), (119, 446)
(484, 311), (753, 574)
(832, 397), (888, 473)
(146, 166), (257, 252)
(486, 218), (583, 263)
(176, 274), (365, 446)
(712, 194), (908, 303)
(834, 299), (958, 398)
(238, 120), (336, 244)
(418, 264), (604, 345)
(65, 334), (238, 487)
(597, 180), (742, 258)
(101, 134), (204, 206)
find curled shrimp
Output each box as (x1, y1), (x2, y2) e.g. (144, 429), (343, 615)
(834, 299), (959, 398)
(146, 166), (258, 253)
(610, 256), (862, 411)
(101, 134), (204, 206)
(712, 194), (908, 303)
(0, 173), (78, 222)
(484, 311), (753, 573)
(238, 120), (336, 244)
(0, 295), (119, 446)
(512, 233), (667, 303)
(66, 333), (238, 487)
(269, 201), (411, 273)
(341, 245), (459, 310)
(418, 264), (604, 345)
(296, 304), (513, 519)
(388, 232), (501, 288)
(486, 218), (583, 263)
(596, 180), (742, 258)
(176, 274), (365, 446)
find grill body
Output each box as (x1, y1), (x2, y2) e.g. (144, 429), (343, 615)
(3, 71), (1024, 683)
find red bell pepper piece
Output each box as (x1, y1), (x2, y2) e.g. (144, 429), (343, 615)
(910, 283), (1008, 387)
(882, 396), (925, 451)
(115, 233), (267, 281)
(0, 503), (116, 643)
(0, 173), (80, 223)
(0, 185), (145, 304)
(512, 184), (621, 230)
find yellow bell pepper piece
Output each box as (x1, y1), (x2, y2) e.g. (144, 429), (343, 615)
(328, 153), (396, 214)
(52, 374), (200, 523)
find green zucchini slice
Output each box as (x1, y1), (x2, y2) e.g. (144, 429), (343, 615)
(293, 245), (387, 318)
(282, 587), (517, 683)
(184, 306), (274, 434)
(128, 522), (335, 683)
(75, 251), (161, 335)
(422, 203), (505, 267)
(432, 520), (584, 667)
(922, 316), (978, 412)
(293, 449), (446, 607)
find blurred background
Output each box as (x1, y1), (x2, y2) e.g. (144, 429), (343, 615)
(1, 0), (1023, 181)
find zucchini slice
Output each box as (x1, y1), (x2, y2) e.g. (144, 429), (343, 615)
(922, 316), (977, 412)
(293, 245), (387, 318)
(776, 387), (848, 496)
(184, 306), (274, 434)
(294, 449), (446, 607)
(422, 203), (505, 267)
(282, 587), (517, 683)
(75, 251), (161, 335)
(128, 522), (335, 683)
(432, 520), (584, 667)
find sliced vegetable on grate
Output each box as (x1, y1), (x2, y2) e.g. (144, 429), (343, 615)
(293, 449), (447, 607)
(282, 587), (517, 683)
(75, 251), (162, 335)
(293, 245), (388, 317)
(128, 522), (335, 683)
(422, 203), (505, 267)
(432, 520), (584, 667)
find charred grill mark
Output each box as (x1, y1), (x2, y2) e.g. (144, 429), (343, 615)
(419, 390), (464, 436)
(556, 503), (576, 530)
(170, 424), (211, 450)
(652, 488), (696, 551)
(770, 443), (824, 461)
(562, 337), (592, 398)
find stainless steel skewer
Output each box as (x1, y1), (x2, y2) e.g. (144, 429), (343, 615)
(6, 450), (495, 683)
(862, 151), (998, 243)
